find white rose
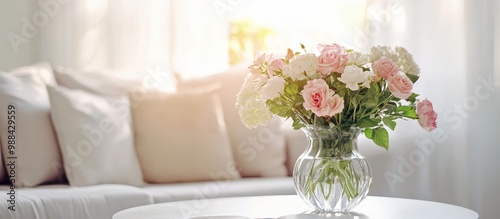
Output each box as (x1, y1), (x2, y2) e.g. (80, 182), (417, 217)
(261, 76), (287, 101)
(284, 53), (318, 80)
(338, 65), (370, 91)
(282, 66), (305, 81)
(362, 71), (374, 88)
(347, 51), (370, 66)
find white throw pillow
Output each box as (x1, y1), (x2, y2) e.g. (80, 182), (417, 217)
(47, 85), (143, 186)
(0, 73), (64, 187)
(131, 89), (241, 183)
(9, 62), (56, 86)
(53, 66), (144, 96)
(177, 65), (288, 177)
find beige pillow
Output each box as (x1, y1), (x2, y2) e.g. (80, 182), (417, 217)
(131, 89), (240, 183)
(0, 73), (64, 187)
(47, 85), (143, 186)
(177, 65), (288, 177)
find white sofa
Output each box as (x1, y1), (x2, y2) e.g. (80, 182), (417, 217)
(0, 178), (296, 219)
(0, 63), (307, 219)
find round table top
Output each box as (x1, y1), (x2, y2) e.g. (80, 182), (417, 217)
(113, 195), (478, 219)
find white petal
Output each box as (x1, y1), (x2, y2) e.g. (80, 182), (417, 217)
(346, 83), (359, 91)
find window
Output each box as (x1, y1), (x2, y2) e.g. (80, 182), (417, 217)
(226, 0), (368, 64)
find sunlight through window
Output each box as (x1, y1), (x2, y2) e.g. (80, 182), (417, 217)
(227, 0), (367, 64)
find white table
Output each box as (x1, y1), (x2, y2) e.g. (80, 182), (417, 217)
(113, 195), (478, 219)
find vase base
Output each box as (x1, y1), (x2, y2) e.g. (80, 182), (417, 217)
(278, 211), (367, 219)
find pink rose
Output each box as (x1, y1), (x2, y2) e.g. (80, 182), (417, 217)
(267, 59), (286, 77)
(373, 57), (398, 79)
(248, 53), (268, 75)
(417, 99), (438, 131)
(248, 65), (261, 75)
(253, 53), (267, 65)
(317, 43), (348, 75)
(388, 73), (413, 99)
(301, 79), (344, 117)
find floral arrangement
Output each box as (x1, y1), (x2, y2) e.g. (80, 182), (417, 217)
(236, 43), (437, 149)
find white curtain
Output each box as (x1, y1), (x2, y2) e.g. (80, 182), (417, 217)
(39, 0), (228, 78)
(354, 0), (499, 218)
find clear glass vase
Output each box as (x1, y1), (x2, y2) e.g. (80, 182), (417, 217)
(293, 126), (372, 213)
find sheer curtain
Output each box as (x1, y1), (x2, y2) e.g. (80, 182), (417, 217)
(355, 0), (499, 218)
(39, 0), (228, 78)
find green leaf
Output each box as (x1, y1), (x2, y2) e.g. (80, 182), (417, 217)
(350, 95), (360, 107)
(406, 73), (419, 83)
(396, 105), (411, 112)
(267, 99), (293, 118)
(407, 93), (419, 103)
(381, 90), (392, 100)
(373, 127), (389, 150)
(300, 43), (306, 52)
(363, 99), (377, 108)
(371, 82), (380, 94)
(385, 102), (397, 113)
(365, 85), (376, 99)
(284, 82), (299, 96)
(383, 117), (397, 131)
(358, 118), (380, 128)
(396, 106), (418, 119)
(292, 117), (304, 130)
(364, 129), (373, 139)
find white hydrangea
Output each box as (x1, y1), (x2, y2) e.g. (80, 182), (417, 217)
(261, 76), (287, 101)
(236, 74), (273, 128)
(338, 65), (371, 91)
(238, 99), (274, 128)
(283, 53), (318, 80)
(347, 51), (370, 66)
(370, 46), (398, 63)
(395, 46), (421, 76)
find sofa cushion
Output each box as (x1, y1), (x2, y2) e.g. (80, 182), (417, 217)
(0, 184), (153, 219)
(131, 88), (240, 183)
(47, 85), (143, 186)
(142, 177), (295, 203)
(9, 62), (56, 86)
(0, 72), (64, 187)
(177, 65), (288, 177)
(53, 66), (144, 96)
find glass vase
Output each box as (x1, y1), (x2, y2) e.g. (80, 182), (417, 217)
(293, 126), (372, 213)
